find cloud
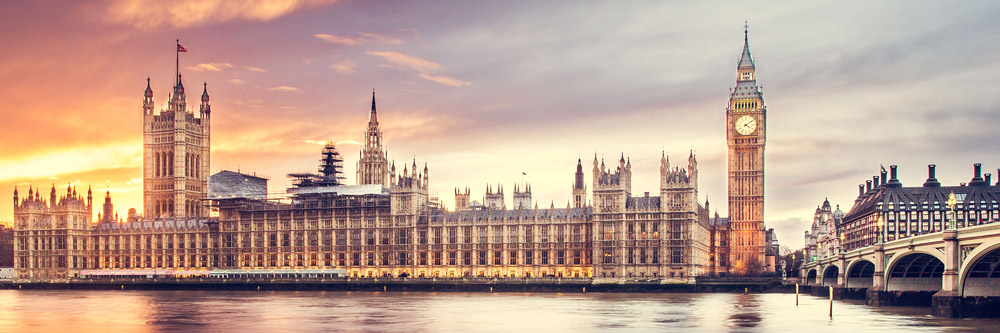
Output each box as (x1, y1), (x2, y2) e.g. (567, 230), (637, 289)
(418, 73), (471, 87)
(246, 66), (267, 73)
(367, 51), (470, 87)
(366, 51), (443, 73)
(335, 140), (362, 146)
(228, 78), (246, 85)
(329, 60), (357, 73)
(314, 34), (361, 46)
(314, 32), (404, 46)
(104, 0), (339, 30)
(187, 62), (233, 72)
(266, 86), (302, 93)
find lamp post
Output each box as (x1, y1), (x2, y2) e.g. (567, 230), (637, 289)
(876, 216), (884, 244)
(839, 233), (845, 254)
(946, 191), (958, 230)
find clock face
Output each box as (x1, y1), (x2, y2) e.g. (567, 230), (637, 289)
(735, 115), (757, 135)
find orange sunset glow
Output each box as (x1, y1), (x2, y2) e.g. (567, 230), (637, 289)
(2, 0), (998, 247)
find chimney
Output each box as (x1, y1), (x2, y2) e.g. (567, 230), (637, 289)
(866, 180), (872, 193)
(880, 168), (887, 186)
(970, 163), (986, 186)
(858, 184), (864, 196)
(923, 164), (941, 188)
(886, 165), (902, 188)
(986, 173), (992, 186)
(872, 176), (879, 189)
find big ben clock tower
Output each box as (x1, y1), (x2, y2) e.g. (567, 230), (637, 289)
(727, 24), (767, 275)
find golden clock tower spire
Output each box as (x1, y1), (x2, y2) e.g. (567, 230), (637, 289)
(727, 24), (767, 276)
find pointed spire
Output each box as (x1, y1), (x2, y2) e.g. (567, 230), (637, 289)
(145, 77), (153, 98)
(739, 22), (755, 69)
(201, 82), (209, 103)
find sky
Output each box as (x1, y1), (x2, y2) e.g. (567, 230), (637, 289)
(1, 0), (998, 248)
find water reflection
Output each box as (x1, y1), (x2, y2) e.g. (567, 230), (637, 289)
(0, 290), (997, 332)
(728, 294), (762, 328)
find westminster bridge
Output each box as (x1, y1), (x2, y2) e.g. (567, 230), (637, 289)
(800, 222), (1000, 317)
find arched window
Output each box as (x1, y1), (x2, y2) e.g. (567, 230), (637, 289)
(195, 155), (200, 179)
(185, 154), (190, 177)
(168, 199), (174, 217)
(155, 200), (161, 217)
(168, 153), (174, 176)
(154, 153), (160, 177)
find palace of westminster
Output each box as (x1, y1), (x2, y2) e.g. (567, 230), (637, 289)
(11, 29), (779, 281)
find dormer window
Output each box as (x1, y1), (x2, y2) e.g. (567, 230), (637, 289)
(740, 71), (754, 81)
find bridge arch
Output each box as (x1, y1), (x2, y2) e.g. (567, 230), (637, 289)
(805, 269), (818, 285)
(959, 241), (1000, 297)
(846, 259), (875, 289)
(885, 251), (944, 292)
(822, 265), (840, 286)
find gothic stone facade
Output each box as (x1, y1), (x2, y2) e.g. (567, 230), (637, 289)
(143, 75), (211, 219)
(13, 41), (742, 281)
(727, 27), (768, 275)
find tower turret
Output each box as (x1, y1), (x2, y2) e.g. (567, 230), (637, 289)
(200, 82), (210, 114)
(572, 158), (587, 208)
(357, 90), (390, 186)
(143, 77), (154, 115)
(171, 74), (186, 113)
(102, 191), (114, 224)
(49, 184), (56, 208)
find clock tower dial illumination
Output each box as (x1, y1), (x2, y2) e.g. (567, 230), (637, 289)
(726, 24), (768, 276)
(735, 115), (756, 135)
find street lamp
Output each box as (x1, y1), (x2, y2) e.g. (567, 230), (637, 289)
(946, 191), (958, 230)
(876, 216), (884, 244)
(839, 233), (845, 253)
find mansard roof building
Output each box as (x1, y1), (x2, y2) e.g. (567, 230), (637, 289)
(840, 164), (1000, 251)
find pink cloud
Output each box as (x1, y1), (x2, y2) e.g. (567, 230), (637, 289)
(366, 51), (443, 73)
(329, 60), (357, 73)
(266, 86), (302, 93)
(105, 0), (339, 30)
(187, 63), (233, 72)
(418, 73), (471, 87)
(314, 32), (404, 46)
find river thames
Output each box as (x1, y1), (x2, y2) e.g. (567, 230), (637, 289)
(0, 290), (997, 332)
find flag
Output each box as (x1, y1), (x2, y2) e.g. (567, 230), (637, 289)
(522, 172), (527, 176)
(177, 44), (188, 52)
(880, 164), (886, 173)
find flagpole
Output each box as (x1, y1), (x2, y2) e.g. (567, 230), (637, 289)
(175, 39), (179, 86)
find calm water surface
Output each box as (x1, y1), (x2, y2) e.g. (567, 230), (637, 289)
(0, 289), (997, 332)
